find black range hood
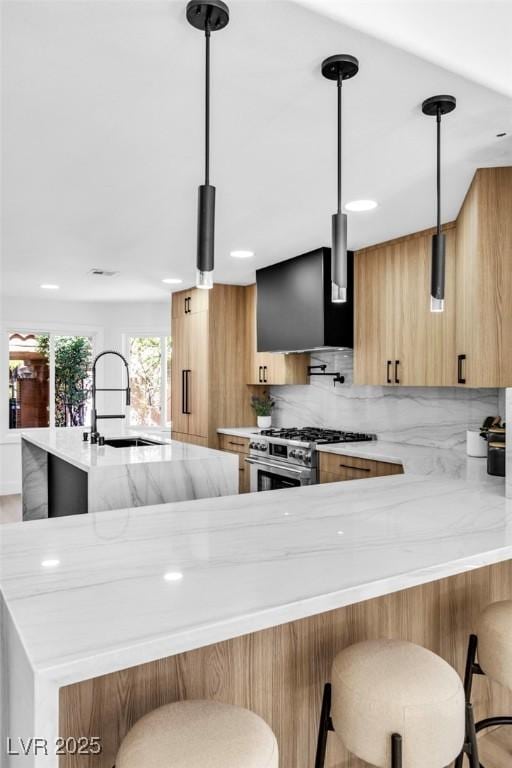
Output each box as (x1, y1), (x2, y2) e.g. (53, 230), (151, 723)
(256, 246), (353, 353)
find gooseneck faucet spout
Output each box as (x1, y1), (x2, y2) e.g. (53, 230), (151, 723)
(90, 350), (131, 444)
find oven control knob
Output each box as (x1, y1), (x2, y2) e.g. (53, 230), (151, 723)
(304, 453), (312, 465)
(258, 442), (268, 451)
(249, 441), (258, 450)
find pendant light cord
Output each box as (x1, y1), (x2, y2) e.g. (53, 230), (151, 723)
(436, 106), (441, 235)
(337, 73), (343, 214)
(205, 27), (211, 186)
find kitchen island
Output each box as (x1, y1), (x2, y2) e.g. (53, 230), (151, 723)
(1, 468), (511, 767)
(21, 429), (238, 520)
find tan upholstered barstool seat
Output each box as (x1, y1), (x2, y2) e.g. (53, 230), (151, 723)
(330, 639), (465, 768)
(475, 599), (512, 691)
(116, 700), (278, 768)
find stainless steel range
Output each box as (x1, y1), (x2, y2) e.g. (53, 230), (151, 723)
(247, 428), (376, 492)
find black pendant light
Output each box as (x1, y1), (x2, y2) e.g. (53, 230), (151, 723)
(321, 54), (359, 303)
(422, 94), (456, 313)
(186, 0), (229, 290)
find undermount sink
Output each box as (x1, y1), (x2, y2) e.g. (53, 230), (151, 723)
(103, 437), (165, 448)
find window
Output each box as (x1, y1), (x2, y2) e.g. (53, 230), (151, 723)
(8, 332), (93, 429)
(9, 333), (50, 428)
(53, 335), (93, 427)
(128, 336), (171, 428)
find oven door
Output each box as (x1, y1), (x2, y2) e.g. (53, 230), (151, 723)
(246, 457), (314, 492)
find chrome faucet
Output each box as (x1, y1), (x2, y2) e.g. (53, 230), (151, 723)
(89, 350), (131, 444)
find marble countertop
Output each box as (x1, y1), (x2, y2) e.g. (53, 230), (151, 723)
(317, 440), (493, 483)
(217, 426), (260, 439)
(1, 470), (509, 688)
(21, 428), (228, 472)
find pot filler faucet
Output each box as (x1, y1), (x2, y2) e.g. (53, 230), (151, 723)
(89, 350), (131, 444)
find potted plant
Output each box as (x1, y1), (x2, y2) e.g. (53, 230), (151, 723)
(251, 392), (275, 429)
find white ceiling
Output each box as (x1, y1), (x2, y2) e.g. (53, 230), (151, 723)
(1, 0), (511, 302)
(299, 0), (512, 98)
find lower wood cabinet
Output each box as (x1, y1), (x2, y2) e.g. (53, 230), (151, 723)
(319, 452), (403, 483)
(218, 434), (251, 493)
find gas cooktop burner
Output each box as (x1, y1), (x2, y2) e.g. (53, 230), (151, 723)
(259, 427), (375, 444)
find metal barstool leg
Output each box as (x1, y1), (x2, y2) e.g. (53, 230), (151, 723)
(391, 733), (402, 768)
(465, 703), (480, 768)
(463, 635), (482, 701)
(314, 683), (334, 768)
(455, 633), (485, 768)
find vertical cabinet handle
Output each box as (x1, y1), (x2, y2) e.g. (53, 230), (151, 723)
(184, 297), (191, 314)
(263, 365), (268, 383)
(185, 370), (191, 414)
(258, 366), (263, 383)
(457, 354), (466, 384)
(394, 360), (400, 384)
(184, 297), (187, 314)
(181, 370), (186, 414)
(386, 360), (392, 384)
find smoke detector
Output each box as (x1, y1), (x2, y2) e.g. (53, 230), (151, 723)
(88, 268), (119, 277)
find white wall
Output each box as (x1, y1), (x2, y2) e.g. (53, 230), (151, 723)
(0, 296), (169, 494)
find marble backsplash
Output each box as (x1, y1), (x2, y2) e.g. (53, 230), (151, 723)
(270, 351), (503, 450)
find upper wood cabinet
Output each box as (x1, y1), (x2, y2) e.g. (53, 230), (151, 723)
(171, 284), (255, 447)
(455, 167), (512, 387)
(354, 225), (456, 386)
(171, 287), (209, 319)
(245, 285), (310, 385)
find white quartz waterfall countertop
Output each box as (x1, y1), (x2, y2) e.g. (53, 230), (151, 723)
(21, 428), (228, 472)
(0, 470), (508, 687)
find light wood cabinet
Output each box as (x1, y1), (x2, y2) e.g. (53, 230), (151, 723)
(217, 434), (251, 493)
(171, 285), (255, 447)
(245, 285), (310, 385)
(171, 287), (209, 319)
(354, 225), (456, 386)
(455, 167), (512, 387)
(319, 452), (403, 483)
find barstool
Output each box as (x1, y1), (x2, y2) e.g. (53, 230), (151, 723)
(115, 699), (278, 768)
(315, 639), (480, 768)
(454, 600), (512, 768)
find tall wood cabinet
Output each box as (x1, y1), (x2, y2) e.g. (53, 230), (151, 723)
(455, 167), (512, 387)
(171, 285), (255, 447)
(354, 225), (456, 386)
(245, 284), (310, 385)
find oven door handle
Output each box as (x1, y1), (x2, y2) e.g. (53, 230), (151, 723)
(245, 458), (306, 474)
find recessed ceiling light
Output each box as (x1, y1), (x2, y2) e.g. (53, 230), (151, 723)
(41, 558), (60, 567)
(345, 200), (378, 212)
(164, 571), (183, 582)
(162, 278), (183, 285)
(40, 283), (59, 290)
(230, 250), (254, 259)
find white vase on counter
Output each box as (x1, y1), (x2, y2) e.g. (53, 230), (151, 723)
(257, 415), (272, 429)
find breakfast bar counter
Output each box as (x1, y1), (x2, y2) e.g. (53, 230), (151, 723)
(1, 468), (511, 766)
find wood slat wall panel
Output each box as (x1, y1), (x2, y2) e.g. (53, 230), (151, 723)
(60, 560), (512, 768)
